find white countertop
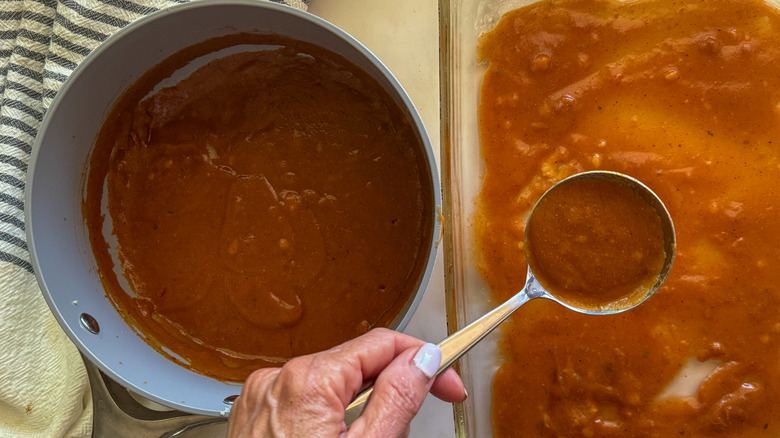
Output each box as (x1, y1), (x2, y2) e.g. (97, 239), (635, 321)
(307, 1), (455, 436)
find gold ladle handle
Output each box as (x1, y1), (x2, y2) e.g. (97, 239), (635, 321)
(344, 275), (539, 426)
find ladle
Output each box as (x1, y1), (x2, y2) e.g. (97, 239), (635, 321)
(344, 170), (676, 425)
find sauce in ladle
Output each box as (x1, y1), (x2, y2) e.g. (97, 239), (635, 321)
(345, 171), (675, 424)
(526, 173), (669, 310)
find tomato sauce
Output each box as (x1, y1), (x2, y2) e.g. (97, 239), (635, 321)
(475, 0), (780, 435)
(84, 34), (432, 382)
(526, 176), (666, 310)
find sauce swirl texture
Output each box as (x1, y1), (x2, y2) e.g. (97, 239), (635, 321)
(85, 34), (432, 382)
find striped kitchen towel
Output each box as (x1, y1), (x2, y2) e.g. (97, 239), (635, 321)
(0, 1), (309, 437)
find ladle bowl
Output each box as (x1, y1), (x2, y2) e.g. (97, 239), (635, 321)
(345, 170), (676, 424)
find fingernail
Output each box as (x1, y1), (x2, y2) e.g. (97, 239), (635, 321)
(413, 343), (441, 378)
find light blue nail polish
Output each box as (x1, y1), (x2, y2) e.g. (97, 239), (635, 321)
(413, 343), (441, 378)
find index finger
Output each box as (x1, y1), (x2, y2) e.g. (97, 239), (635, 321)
(314, 328), (425, 404)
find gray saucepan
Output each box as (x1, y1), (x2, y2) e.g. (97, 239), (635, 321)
(25, 0), (440, 417)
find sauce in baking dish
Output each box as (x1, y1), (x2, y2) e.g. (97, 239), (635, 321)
(475, 0), (780, 435)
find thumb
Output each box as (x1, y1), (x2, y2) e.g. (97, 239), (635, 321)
(346, 343), (442, 438)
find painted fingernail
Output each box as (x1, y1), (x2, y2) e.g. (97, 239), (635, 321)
(413, 343), (441, 378)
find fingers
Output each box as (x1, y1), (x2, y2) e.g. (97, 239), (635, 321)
(317, 328), (427, 404)
(346, 343), (442, 438)
(431, 368), (467, 403)
(226, 328), (468, 438)
(340, 329), (465, 403)
(323, 328), (467, 406)
(328, 328), (466, 408)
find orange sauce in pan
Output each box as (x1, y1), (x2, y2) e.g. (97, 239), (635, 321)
(475, 0), (780, 435)
(84, 34), (432, 382)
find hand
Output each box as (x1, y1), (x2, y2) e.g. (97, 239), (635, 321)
(226, 328), (467, 438)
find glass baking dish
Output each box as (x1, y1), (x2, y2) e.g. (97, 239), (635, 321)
(440, 1), (780, 437)
(440, 1), (539, 436)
